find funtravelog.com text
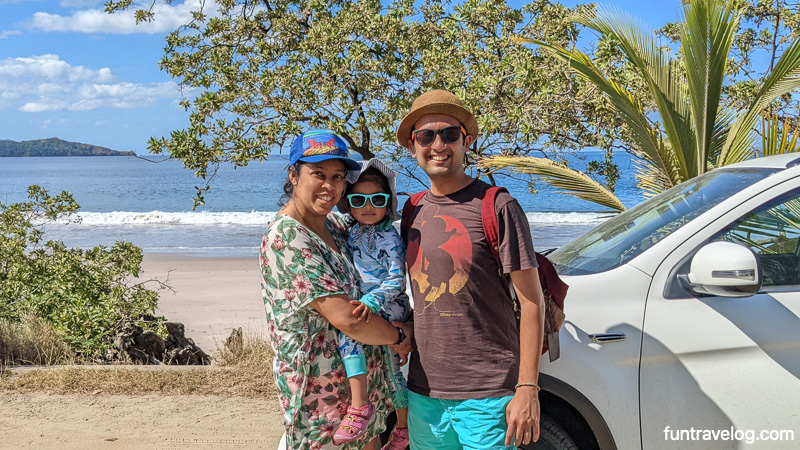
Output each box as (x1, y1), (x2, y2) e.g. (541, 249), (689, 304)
(664, 426), (795, 445)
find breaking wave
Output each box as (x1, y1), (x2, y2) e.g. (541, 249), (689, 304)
(60, 210), (614, 226)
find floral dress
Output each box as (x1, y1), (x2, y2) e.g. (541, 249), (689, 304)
(261, 213), (391, 449)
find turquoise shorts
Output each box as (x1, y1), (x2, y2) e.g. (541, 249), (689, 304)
(407, 390), (515, 449)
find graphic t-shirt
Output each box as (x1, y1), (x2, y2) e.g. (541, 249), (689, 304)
(404, 179), (538, 399)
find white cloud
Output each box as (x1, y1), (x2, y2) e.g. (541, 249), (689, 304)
(20, 101), (68, 113)
(0, 54), (113, 82)
(27, 0), (213, 35)
(0, 54), (180, 112)
(0, 30), (23, 39)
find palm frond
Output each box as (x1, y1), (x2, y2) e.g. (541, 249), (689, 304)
(633, 155), (673, 198)
(578, 7), (695, 183)
(654, 129), (686, 186)
(516, 39), (657, 153)
(632, 137), (680, 196)
(516, 36), (674, 186)
(721, 36), (800, 165)
(681, 0), (741, 175)
(708, 107), (745, 167)
(762, 112), (800, 156)
(478, 155), (626, 212)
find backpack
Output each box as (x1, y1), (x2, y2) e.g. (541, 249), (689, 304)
(401, 186), (567, 362)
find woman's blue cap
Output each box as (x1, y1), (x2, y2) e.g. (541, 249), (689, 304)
(289, 129), (360, 170)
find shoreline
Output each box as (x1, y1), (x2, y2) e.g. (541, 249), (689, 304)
(140, 252), (267, 355)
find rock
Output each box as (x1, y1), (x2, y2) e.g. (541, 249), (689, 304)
(109, 320), (209, 365)
(111, 322), (161, 365)
(136, 330), (166, 360)
(225, 327), (244, 354)
(164, 322), (210, 365)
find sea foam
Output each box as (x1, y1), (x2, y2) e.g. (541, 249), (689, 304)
(70, 211), (277, 226)
(62, 210), (612, 226)
(525, 211), (615, 224)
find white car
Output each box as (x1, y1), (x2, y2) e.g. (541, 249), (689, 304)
(529, 153), (800, 449)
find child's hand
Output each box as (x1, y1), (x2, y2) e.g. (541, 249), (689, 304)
(350, 300), (373, 322)
(390, 321), (413, 366)
(396, 350), (409, 366)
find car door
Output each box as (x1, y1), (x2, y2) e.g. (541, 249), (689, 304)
(639, 180), (800, 448)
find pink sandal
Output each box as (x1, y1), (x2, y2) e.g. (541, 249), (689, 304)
(381, 426), (409, 450)
(333, 403), (375, 444)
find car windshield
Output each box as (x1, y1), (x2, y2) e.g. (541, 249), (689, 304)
(550, 168), (779, 275)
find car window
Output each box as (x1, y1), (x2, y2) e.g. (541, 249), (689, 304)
(550, 168), (779, 275)
(713, 188), (800, 288)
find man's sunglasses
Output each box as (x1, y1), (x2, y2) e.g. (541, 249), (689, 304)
(411, 126), (466, 146)
(347, 193), (390, 208)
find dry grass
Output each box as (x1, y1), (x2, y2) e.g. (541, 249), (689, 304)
(0, 330), (276, 399)
(0, 315), (74, 366)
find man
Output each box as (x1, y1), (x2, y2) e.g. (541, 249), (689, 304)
(398, 89), (545, 449)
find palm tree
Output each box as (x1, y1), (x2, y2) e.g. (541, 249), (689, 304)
(479, 0), (800, 212)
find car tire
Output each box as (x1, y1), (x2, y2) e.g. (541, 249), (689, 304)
(519, 414), (579, 450)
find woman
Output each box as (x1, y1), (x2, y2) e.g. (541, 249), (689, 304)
(261, 129), (410, 450)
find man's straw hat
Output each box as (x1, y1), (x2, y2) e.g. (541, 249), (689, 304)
(396, 89), (479, 147)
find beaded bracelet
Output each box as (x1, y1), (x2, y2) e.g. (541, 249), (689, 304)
(514, 382), (541, 392)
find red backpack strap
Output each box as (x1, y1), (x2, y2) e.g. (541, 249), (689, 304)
(481, 186), (507, 263)
(481, 185), (567, 360)
(401, 190), (427, 244)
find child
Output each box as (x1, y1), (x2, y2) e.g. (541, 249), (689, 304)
(333, 159), (412, 450)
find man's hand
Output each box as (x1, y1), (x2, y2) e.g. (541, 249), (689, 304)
(389, 321), (413, 366)
(350, 300), (373, 322)
(505, 386), (540, 447)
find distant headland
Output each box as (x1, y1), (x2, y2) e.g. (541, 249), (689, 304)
(0, 138), (137, 157)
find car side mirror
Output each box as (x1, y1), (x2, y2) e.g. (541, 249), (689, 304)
(683, 241), (762, 297)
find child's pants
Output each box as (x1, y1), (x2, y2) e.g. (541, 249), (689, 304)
(337, 294), (411, 408)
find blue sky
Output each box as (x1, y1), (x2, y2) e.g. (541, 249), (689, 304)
(0, 0), (684, 155)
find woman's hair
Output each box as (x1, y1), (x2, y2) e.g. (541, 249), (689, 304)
(278, 162), (304, 207)
(343, 167), (394, 224)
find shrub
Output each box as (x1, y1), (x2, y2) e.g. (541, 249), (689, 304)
(0, 185), (165, 360)
(0, 315), (73, 365)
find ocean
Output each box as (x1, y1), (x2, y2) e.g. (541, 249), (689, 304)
(0, 152), (645, 257)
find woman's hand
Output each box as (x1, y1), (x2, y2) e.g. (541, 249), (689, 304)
(350, 300), (373, 323)
(389, 321), (414, 366)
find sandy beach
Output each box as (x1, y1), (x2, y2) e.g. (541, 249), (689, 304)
(141, 253), (268, 355)
(0, 393), (285, 449)
(1, 252), (286, 449)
